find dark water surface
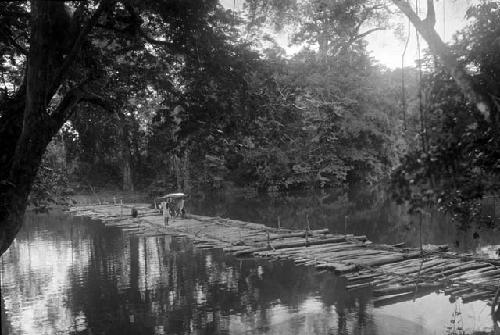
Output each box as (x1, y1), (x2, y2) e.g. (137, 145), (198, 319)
(1, 189), (499, 334)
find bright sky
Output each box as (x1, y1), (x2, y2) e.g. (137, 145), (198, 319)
(221, 0), (475, 69)
(367, 0), (474, 68)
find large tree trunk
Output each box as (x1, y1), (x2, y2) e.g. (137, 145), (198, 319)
(0, 1), (59, 255)
(122, 152), (134, 191)
(119, 115), (134, 191)
(0, 83), (26, 183)
(0, 1), (82, 256)
(182, 148), (190, 192)
(173, 154), (182, 191)
(0, 0), (112, 256)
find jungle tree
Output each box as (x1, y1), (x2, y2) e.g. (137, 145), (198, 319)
(0, 0), (245, 255)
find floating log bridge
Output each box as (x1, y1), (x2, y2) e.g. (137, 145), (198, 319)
(69, 203), (500, 306)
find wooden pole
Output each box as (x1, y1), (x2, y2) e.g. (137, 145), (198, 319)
(277, 216), (281, 230)
(344, 215), (348, 236)
(305, 214), (310, 247)
(494, 197), (496, 224)
(120, 199), (123, 217)
(419, 211), (423, 256)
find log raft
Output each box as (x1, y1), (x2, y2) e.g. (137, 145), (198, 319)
(69, 203), (500, 305)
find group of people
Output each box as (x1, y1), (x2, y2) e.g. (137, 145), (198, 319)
(157, 194), (186, 225)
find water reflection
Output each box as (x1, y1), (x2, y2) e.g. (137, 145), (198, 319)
(0, 211), (494, 334)
(189, 186), (500, 254)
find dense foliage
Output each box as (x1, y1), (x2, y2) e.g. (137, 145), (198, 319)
(391, 2), (500, 226)
(39, 0), (407, 195)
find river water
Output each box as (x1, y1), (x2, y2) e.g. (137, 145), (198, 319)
(1, 189), (499, 334)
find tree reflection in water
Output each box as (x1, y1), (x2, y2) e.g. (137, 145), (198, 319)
(0, 210), (494, 334)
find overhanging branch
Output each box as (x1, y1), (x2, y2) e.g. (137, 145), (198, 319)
(333, 27), (385, 58)
(425, 0), (436, 28)
(47, 86), (86, 132)
(49, 86), (117, 128)
(356, 27), (385, 41)
(392, 0), (493, 121)
(48, 0), (116, 95)
(80, 90), (116, 113)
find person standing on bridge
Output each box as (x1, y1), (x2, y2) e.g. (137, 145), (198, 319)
(163, 202), (171, 225)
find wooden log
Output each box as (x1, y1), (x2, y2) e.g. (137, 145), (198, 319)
(346, 282), (372, 290)
(370, 277), (400, 288)
(372, 292), (417, 307)
(417, 258), (450, 271)
(378, 259), (426, 274)
(302, 260), (320, 267)
(449, 267), (499, 281)
(315, 262), (358, 273)
(346, 272), (383, 283)
(223, 245), (250, 253)
(439, 262), (490, 277)
(310, 249), (391, 262)
(197, 245), (216, 249)
(347, 235), (368, 242)
(378, 258), (419, 271)
(448, 287), (473, 297)
(420, 260), (465, 275)
(461, 290), (494, 303)
(469, 274), (500, 286)
(285, 243), (358, 256)
(354, 254), (405, 267)
(373, 282), (442, 297)
(443, 285), (461, 294)
(233, 236), (348, 256)
(250, 229), (330, 242)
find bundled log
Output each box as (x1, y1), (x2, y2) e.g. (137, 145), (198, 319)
(250, 229), (330, 242)
(355, 254), (405, 267)
(439, 262), (490, 277)
(69, 203), (500, 305)
(233, 236), (350, 256)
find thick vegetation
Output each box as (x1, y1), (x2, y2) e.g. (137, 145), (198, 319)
(1, 0), (500, 256)
(35, 0), (407, 196)
(392, 2), (500, 226)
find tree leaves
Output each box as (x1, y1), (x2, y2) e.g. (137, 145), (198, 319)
(391, 2), (500, 224)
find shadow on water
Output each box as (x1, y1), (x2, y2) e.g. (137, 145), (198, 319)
(0, 202), (496, 334)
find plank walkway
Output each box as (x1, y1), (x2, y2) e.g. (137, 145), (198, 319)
(69, 203), (500, 306)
